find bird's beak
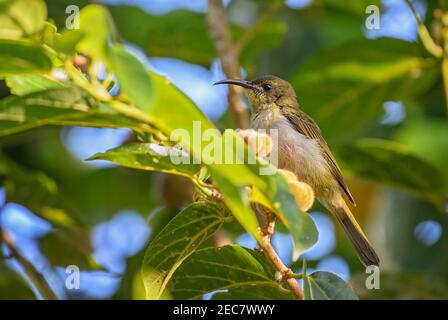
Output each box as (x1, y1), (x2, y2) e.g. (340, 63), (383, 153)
(213, 79), (257, 90)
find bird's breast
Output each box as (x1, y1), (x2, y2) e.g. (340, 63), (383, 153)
(251, 111), (332, 192)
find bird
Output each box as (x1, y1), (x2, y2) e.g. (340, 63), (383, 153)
(214, 75), (380, 267)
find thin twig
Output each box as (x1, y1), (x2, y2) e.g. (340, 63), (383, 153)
(207, 0), (249, 129)
(405, 0), (443, 58)
(2, 231), (58, 300)
(258, 209), (304, 300)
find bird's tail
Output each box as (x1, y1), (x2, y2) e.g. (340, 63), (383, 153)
(328, 199), (380, 267)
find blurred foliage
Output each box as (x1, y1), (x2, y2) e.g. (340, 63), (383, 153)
(0, 0), (446, 300)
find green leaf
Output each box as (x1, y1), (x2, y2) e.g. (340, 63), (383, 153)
(249, 171), (318, 261)
(291, 38), (437, 138)
(0, 39), (52, 74)
(0, 87), (154, 136)
(269, 173), (318, 260)
(170, 245), (294, 300)
(332, 139), (447, 207)
(77, 4), (111, 60)
(211, 171), (261, 244)
(0, 0), (47, 39)
(5, 73), (65, 95)
(302, 260), (358, 300)
(53, 29), (84, 54)
(108, 44), (154, 111)
(87, 143), (201, 178)
(142, 202), (227, 299)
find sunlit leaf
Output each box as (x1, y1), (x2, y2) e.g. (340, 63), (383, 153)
(170, 245), (294, 300)
(0, 39), (52, 74)
(0, 87), (94, 136)
(302, 260), (358, 300)
(269, 173), (318, 260)
(77, 4), (111, 60)
(108, 44), (154, 111)
(0, 0), (47, 39)
(0, 87), (154, 136)
(142, 202), (227, 299)
(53, 30), (84, 55)
(87, 143), (200, 178)
(5, 73), (65, 95)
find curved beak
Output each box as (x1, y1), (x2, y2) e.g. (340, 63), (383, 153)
(213, 79), (257, 90)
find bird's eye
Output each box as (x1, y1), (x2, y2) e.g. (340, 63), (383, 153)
(262, 84), (272, 91)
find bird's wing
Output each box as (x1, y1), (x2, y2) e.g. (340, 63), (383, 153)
(282, 107), (356, 206)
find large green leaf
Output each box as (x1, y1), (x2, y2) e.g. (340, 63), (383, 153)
(77, 4), (111, 60)
(5, 73), (65, 95)
(0, 0), (47, 39)
(170, 245), (294, 300)
(87, 143), (200, 178)
(291, 38), (437, 138)
(0, 39), (52, 74)
(250, 170), (318, 261)
(0, 87), (153, 136)
(302, 261), (358, 300)
(332, 139), (447, 207)
(0, 87), (93, 135)
(142, 202), (227, 299)
(108, 44), (154, 111)
(269, 173), (318, 260)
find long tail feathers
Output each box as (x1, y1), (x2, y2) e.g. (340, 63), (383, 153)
(331, 201), (380, 267)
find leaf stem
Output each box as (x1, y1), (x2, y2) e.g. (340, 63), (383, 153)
(405, 0), (443, 58)
(285, 273), (303, 279)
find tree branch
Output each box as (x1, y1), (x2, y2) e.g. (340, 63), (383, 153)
(257, 207), (304, 300)
(2, 230), (58, 300)
(207, 0), (249, 129)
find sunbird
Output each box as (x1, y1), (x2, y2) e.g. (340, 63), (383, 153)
(215, 75), (380, 267)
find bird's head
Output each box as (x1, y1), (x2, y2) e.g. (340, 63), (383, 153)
(214, 75), (296, 111)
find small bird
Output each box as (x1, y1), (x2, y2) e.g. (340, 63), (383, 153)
(215, 75), (379, 267)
